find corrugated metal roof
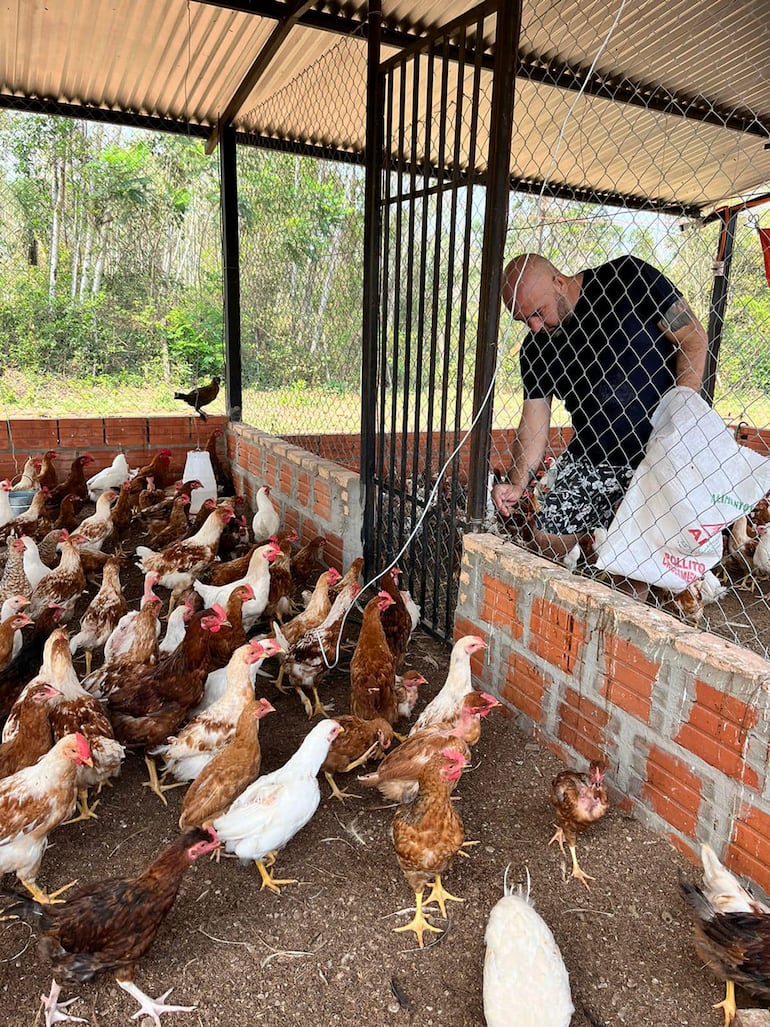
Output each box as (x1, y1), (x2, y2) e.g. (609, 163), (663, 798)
(1, 0), (769, 213)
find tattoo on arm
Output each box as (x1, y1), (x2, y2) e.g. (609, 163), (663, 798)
(662, 296), (697, 333)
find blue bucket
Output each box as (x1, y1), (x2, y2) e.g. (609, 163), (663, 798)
(8, 490), (36, 515)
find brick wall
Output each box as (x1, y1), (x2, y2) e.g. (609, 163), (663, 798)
(0, 415), (228, 483)
(228, 422), (362, 572)
(456, 532), (770, 889)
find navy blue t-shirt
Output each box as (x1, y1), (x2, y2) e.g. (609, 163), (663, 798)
(519, 255), (681, 468)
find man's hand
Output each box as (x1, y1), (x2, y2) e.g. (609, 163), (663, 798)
(492, 482), (525, 518)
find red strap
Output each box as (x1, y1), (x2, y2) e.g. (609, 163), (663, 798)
(759, 227), (770, 288)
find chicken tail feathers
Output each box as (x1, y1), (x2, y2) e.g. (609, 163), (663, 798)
(678, 873), (716, 922)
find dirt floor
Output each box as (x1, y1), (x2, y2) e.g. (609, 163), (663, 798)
(0, 514), (765, 1027)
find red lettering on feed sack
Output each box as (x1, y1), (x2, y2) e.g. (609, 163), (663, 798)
(661, 552), (707, 583)
(687, 523), (726, 546)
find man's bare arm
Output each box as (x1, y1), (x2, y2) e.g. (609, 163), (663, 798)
(658, 296), (708, 391)
(492, 398), (551, 516)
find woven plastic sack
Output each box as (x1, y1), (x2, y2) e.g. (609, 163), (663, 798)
(594, 386), (770, 590)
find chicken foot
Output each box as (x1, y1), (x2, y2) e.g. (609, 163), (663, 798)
(324, 771), (361, 803)
(21, 878), (77, 905)
(549, 825), (594, 889)
(40, 978), (86, 1027)
(255, 851), (298, 895)
(142, 756), (185, 806)
(64, 788), (101, 824)
(342, 741), (381, 772)
(423, 874), (462, 917)
(116, 978), (195, 1025)
(394, 889), (442, 949)
(712, 979), (737, 1027)
(310, 686), (333, 719)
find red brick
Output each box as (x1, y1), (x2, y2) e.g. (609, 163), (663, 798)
(8, 419), (58, 448)
(600, 636), (659, 723)
(104, 417), (148, 447)
(313, 480), (332, 521)
(298, 471), (310, 506)
(729, 805), (770, 868)
(502, 652), (547, 722)
(557, 688), (609, 764)
(453, 617), (487, 647)
(148, 417), (193, 445)
(480, 573), (523, 640)
(675, 680), (759, 787)
(264, 453), (276, 484)
(668, 833), (697, 862)
(57, 418), (105, 448)
(279, 463), (293, 497)
(642, 746), (701, 838)
(529, 598), (585, 673)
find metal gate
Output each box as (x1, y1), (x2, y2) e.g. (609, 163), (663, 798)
(361, 0), (520, 637)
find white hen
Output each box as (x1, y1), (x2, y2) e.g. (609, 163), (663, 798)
(213, 718), (342, 892)
(251, 485), (280, 541)
(409, 634), (487, 735)
(483, 867), (574, 1027)
(86, 451), (132, 501)
(699, 842), (770, 914)
(193, 541), (279, 630)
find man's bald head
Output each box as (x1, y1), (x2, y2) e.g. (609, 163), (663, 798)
(501, 252), (579, 336)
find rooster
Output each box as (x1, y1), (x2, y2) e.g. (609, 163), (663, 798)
(0, 732), (92, 903)
(213, 719), (342, 893)
(179, 698), (275, 831)
(391, 746), (467, 947)
(483, 867), (574, 1027)
(136, 504), (234, 592)
(0, 827), (220, 1024)
(679, 843), (770, 1027)
(549, 758), (609, 889)
(174, 375), (221, 421)
(410, 634), (487, 735)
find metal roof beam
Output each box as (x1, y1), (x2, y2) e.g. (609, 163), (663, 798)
(205, 0), (318, 154)
(0, 94), (211, 136)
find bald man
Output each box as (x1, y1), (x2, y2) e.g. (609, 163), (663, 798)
(493, 252), (708, 591)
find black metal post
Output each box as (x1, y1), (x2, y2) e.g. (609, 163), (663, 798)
(701, 206), (739, 406)
(219, 124), (243, 421)
(361, 0), (384, 576)
(467, 0), (523, 528)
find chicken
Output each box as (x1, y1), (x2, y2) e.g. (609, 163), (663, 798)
(277, 581), (361, 718)
(45, 454), (95, 510)
(100, 570), (160, 667)
(265, 531), (295, 622)
(0, 537), (32, 602)
(174, 375), (221, 421)
(679, 843), (770, 1027)
(0, 478), (15, 527)
(69, 556), (128, 675)
(483, 867), (574, 1027)
(146, 494), (191, 550)
(0, 602), (65, 722)
(251, 484), (280, 541)
(37, 451), (58, 491)
(153, 640), (281, 786)
(0, 610), (33, 669)
(0, 593), (30, 663)
(0, 827), (220, 1025)
(109, 479), (134, 552)
(395, 669), (427, 721)
(359, 692), (500, 802)
(720, 515), (758, 581)
(290, 535), (326, 599)
(378, 567), (416, 669)
(86, 451), (132, 501)
(0, 732), (92, 903)
(11, 457), (39, 493)
(21, 535), (52, 590)
(131, 449), (175, 492)
(53, 492), (84, 533)
(83, 589), (162, 700)
(410, 634), (488, 735)
(158, 600), (196, 655)
(179, 697), (275, 831)
(27, 531), (85, 623)
(71, 488), (117, 551)
(321, 715), (394, 801)
(136, 504), (234, 592)
(549, 758), (609, 889)
(192, 540), (279, 630)
(753, 524), (770, 579)
(274, 568), (341, 650)
(205, 427), (234, 495)
(330, 556), (364, 601)
(207, 583), (254, 671)
(391, 746), (467, 947)
(0, 683), (56, 778)
(213, 718), (342, 893)
(349, 589), (398, 724)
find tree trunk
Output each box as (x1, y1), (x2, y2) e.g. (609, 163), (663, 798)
(48, 160), (65, 304)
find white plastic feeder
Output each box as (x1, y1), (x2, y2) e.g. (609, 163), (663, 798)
(182, 450), (217, 515)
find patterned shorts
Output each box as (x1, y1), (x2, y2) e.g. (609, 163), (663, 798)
(536, 452), (633, 535)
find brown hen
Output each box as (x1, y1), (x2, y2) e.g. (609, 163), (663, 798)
(549, 758), (609, 889)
